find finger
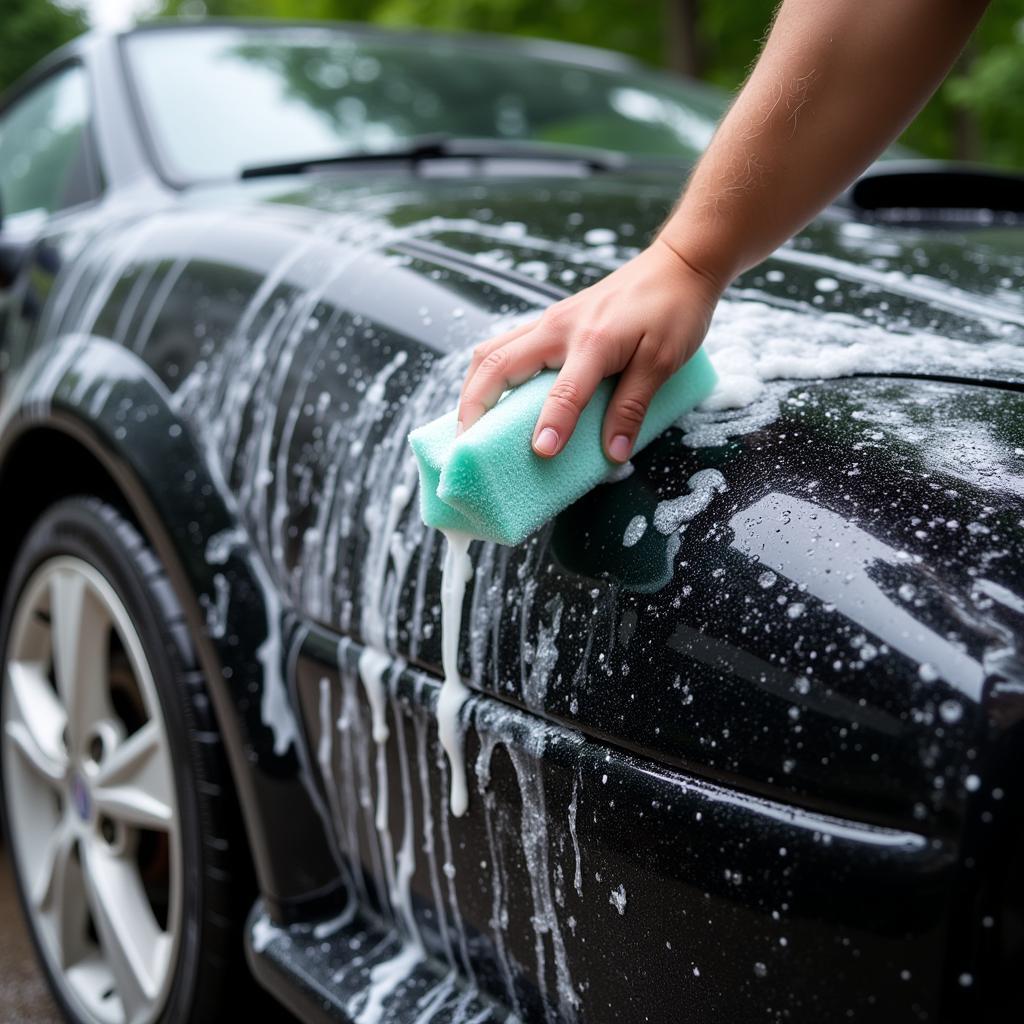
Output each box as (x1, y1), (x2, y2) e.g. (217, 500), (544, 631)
(461, 317), (539, 397)
(532, 350), (606, 458)
(457, 320), (541, 431)
(602, 339), (679, 463)
(458, 329), (560, 432)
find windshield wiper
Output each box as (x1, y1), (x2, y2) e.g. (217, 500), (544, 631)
(240, 134), (655, 179)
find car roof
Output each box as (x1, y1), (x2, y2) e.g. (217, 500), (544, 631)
(2, 17), (642, 114)
(121, 18), (641, 73)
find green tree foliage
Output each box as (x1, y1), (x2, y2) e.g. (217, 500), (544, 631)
(0, 1), (87, 96)
(944, 7), (1024, 167)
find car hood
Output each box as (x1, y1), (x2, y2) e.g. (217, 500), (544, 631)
(187, 171), (1024, 831)
(227, 168), (1024, 386)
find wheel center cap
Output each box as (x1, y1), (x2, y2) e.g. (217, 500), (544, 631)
(70, 772), (91, 821)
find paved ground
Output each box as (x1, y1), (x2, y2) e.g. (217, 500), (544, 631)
(0, 842), (62, 1023)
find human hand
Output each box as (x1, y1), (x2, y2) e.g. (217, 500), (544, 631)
(456, 238), (723, 463)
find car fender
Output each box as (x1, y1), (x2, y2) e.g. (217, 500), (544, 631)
(0, 332), (341, 916)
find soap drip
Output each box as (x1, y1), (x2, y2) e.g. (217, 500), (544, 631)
(438, 530), (474, 816)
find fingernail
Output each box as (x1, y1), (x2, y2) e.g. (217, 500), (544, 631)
(456, 419), (465, 437)
(534, 427), (559, 456)
(608, 434), (632, 462)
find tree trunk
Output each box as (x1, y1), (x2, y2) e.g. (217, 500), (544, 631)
(665, 0), (701, 77)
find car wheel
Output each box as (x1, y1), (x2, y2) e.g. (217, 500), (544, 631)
(0, 496), (251, 1024)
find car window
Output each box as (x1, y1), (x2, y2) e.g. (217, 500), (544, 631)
(0, 64), (95, 225)
(124, 26), (728, 182)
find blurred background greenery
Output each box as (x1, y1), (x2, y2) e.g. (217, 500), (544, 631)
(4, 0), (1024, 169)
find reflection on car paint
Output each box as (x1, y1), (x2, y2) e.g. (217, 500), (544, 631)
(730, 491), (985, 700)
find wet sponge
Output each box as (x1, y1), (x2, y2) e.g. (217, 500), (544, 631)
(409, 348), (717, 546)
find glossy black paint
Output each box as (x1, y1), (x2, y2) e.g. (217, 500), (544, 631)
(0, 20), (1022, 1023)
(291, 625), (959, 1023)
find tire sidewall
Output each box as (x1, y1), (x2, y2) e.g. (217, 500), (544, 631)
(0, 497), (207, 1024)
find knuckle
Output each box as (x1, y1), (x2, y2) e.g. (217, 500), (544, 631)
(479, 348), (511, 377)
(614, 394), (650, 428)
(546, 377), (586, 415)
(573, 326), (609, 355)
(542, 306), (571, 332)
(461, 380), (487, 408)
(647, 347), (678, 378)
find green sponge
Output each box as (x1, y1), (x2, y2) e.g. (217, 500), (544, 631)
(408, 348), (718, 546)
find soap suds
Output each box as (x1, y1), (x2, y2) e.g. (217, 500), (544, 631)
(353, 942), (423, 1024)
(358, 648), (391, 745)
(389, 685), (424, 951)
(568, 777), (583, 897)
(523, 595), (564, 712)
(685, 297), (1024, 442)
(204, 524), (297, 756)
(251, 912), (282, 954)
(609, 884), (627, 915)
(622, 515), (647, 547)
(200, 572), (230, 638)
(653, 469), (728, 535)
(438, 530), (474, 816)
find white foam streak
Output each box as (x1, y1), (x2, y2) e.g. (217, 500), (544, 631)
(438, 530), (474, 816)
(699, 298), (1024, 414)
(354, 943), (423, 1024)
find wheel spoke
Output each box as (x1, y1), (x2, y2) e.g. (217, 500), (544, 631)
(93, 721), (174, 833)
(81, 839), (168, 1024)
(33, 821), (71, 908)
(35, 823), (90, 970)
(5, 660), (68, 784)
(49, 569), (112, 752)
(4, 557), (181, 1024)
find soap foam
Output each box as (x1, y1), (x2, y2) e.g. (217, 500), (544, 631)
(698, 298), (1023, 413)
(438, 530), (474, 816)
(653, 469), (728, 535)
(622, 515), (647, 547)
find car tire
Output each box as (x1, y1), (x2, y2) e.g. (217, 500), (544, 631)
(0, 496), (255, 1024)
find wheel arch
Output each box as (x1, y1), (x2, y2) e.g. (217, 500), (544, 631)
(0, 335), (340, 917)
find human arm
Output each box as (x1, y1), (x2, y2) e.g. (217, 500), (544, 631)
(457, 0), (990, 461)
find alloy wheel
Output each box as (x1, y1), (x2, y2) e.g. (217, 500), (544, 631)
(2, 555), (181, 1024)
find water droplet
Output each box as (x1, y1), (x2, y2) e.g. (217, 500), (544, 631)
(939, 699), (963, 724)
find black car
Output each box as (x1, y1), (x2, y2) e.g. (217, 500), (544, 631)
(0, 19), (1022, 1024)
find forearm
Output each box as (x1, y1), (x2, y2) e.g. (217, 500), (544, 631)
(661, 0), (990, 285)
(457, 0), (990, 460)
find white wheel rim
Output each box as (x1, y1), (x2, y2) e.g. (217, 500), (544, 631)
(2, 556), (182, 1024)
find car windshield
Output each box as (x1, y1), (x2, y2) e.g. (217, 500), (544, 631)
(123, 25), (727, 182)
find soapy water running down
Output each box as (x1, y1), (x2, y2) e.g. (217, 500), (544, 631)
(438, 530), (474, 816)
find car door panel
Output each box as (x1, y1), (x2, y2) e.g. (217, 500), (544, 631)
(294, 621), (953, 1023)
